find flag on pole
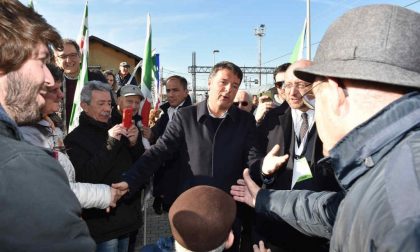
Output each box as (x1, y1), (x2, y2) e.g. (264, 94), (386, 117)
(140, 13), (154, 127)
(152, 53), (160, 110)
(290, 18), (307, 63)
(76, 1), (88, 54)
(69, 1), (89, 133)
(28, 0), (34, 9)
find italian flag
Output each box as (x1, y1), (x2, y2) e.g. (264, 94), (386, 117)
(290, 18), (307, 63)
(76, 1), (88, 53)
(28, 0), (34, 9)
(69, 1), (88, 133)
(140, 14), (154, 127)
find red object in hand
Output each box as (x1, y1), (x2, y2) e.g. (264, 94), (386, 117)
(122, 107), (133, 129)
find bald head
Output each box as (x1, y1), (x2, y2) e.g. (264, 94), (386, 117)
(285, 60), (312, 80)
(284, 60), (313, 111)
(233, 90), (253, 112)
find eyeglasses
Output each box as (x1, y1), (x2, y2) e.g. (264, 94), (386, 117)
(301, 78), (346, 109)
(283, 82), (312, 90)
(233, 101), (249, 107)
(274, 81), (284, 88)
(57, 53), (79, 60)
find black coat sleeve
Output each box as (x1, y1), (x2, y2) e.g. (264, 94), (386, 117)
(65, 135), (125, 183)
(123, 112), (185, 194)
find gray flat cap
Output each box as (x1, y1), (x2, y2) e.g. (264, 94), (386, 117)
(295, 4), (420, 89)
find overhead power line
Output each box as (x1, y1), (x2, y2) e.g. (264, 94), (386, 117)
(405, 0), (420, 7)
(264, 0), (420, 65)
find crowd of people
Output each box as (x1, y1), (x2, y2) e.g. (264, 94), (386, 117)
(0, 1), (419, 252)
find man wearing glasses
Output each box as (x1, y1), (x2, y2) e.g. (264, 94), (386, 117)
(249, 60), (339, 252)
(54, 39), (81, 131)
(232, 4), (420, 251)
(233, 90), (253, 113)
(254, 63), (290, 124)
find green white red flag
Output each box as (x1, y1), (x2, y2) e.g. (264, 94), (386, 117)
(69, 1), (89, 132)
(140, 13), (153, 126)
(28, 0), (34, 9)
(77, 1), (88, 53)
(290, 18), (307, 63)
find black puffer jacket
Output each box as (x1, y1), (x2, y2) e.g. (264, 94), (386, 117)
(64, 112), (143, 243)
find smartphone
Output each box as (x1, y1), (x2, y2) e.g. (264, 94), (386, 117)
(260, 91), (273, 102)
(122, 107), (133, 129)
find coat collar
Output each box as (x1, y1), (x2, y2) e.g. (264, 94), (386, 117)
(79, 111), (109, 131)
(197, 100), (240, 123)
(0, 105), (22, 140)
(329, 91), (420, 189)
(160, 95), (193, 113)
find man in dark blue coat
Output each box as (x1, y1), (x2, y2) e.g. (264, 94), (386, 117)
(113, 61), (286, 251)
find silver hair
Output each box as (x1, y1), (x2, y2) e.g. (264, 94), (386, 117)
(80, 80), (111, 104)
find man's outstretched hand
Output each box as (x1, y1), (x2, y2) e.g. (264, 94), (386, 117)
(112, 181), (129, 193)
(262, 144), (289, 176)
(230, 168), (261, 208)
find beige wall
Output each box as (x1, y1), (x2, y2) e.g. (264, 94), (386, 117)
(89, 41), (142, 82)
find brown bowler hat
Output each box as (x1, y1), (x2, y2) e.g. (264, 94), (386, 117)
(168, 185), (236, 252)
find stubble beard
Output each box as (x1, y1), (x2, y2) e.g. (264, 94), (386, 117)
(5, 72), (44, 125)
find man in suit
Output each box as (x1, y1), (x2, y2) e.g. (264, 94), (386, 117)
(251, 60), (339, 252)
(143, 75), (192, 214)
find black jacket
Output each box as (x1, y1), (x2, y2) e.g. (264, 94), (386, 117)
(123, 99), (258, 197)
(116, 73), (137, 86)
(150, 95), (192, 143)
(251, 106), (340, 251)
(150, 95), (192, 209)
(64, 112), (143, 243)
(0, 106), (95, 251)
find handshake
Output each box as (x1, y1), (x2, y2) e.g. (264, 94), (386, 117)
(106, 181), (130, 213)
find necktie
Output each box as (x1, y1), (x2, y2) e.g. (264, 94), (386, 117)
(299, 112), (308, 144)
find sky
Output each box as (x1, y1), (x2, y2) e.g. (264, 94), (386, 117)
(23, 0), (420, 95)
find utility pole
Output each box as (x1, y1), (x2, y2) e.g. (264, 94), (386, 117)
(192, 52), (197, 103)
(307, 0), (311, 59)
(212, 49), (220, 66)
(254, 24), (265, 86)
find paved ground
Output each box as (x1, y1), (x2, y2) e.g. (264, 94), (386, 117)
(134, 198), (172, 251)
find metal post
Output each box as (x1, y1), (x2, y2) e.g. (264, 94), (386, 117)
(142, 190), (147, 245)
(307, 0), (311, 59)
(254, 24), (265, 86)
(212, 49), (219, 66)
(192, 52), (197, 103)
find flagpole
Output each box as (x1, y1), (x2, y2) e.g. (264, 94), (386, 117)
(306, 0), (311, 60)
(128, 60), (143, 85)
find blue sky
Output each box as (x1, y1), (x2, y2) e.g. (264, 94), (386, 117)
(24, 0), (420, 93)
